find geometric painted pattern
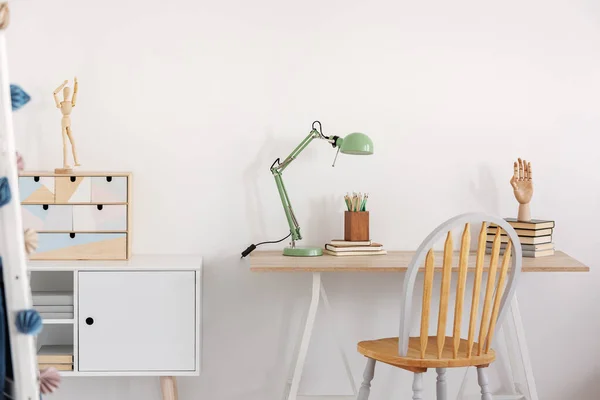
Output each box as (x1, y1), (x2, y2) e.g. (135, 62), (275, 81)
(19, 176), (55, 203)
(32, 233), (127, 260)
(55, 177), (91, 203)
(19, 172), (132, 260)
(22, 205), (73, 231)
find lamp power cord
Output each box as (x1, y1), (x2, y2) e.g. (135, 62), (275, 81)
(241, 232), (291, 258)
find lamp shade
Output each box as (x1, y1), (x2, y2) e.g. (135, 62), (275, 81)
(339, 132), (374, 155)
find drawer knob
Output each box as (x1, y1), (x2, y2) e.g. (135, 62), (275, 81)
(106, 176), (112, 182)
(42, 204), (49, 211)
(70, 176), (76, 182)
(97, 205), (103, 211)
(33, 176), (40, 182)
(69, 233), (76, 239)
(85, 317), (94, 326)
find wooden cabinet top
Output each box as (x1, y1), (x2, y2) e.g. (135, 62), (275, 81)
(28, 254), (203, 271)
(20, 171), (132, 177)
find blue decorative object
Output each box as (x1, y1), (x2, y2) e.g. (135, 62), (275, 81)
(10, 84), (30, 111)
(15, 310), (42, 336)
(0, 177), (11, 207)
(0, 258), (8, 395)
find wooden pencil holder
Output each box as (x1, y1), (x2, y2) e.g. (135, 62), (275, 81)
(344, 211), (370, 241)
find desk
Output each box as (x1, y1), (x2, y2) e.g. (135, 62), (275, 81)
(250, 251), (589, 400)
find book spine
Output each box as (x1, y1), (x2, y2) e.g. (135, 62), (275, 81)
(32, 294), (74, 306)
(38, 356), (73, 364)
(485, 249), (555, 257)
(39, 312), (74, 319)
(38, 363), (73, 371)
(34, 305), (74, 313)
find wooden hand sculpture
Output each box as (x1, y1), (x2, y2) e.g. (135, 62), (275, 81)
(510, 158), (533, 222)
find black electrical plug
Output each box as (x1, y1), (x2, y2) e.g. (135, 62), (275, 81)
(241, 244), (257, 258)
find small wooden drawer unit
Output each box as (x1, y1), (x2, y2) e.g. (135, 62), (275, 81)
(19, 172), (132, 260)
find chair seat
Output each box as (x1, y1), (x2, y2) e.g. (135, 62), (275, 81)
(357, 336), (495, 372)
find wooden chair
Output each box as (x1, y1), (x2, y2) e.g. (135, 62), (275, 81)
(356, 213), (522, 400)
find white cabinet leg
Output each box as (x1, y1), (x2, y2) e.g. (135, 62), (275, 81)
(357, 358), (376, 400)
(477, 368), (492, 400)
(413, 372), (424, 400)
(287, 272), (321, 400)
(160, 376), (178, 400)
(436, 368), (447, 400)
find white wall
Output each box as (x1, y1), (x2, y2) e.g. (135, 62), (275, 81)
(6, 0), (600, 398)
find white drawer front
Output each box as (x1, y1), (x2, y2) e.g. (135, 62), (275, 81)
(91, 177), (128, 203)
(73, 205), (127, 231)
(22, 205), (73, 231)
(55, 176), (92, 203)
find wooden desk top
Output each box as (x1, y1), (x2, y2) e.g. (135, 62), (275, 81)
(249, 250), (589, 273)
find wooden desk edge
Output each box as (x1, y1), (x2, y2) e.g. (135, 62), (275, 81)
(249, 250), (590, 273)
(250, 266), (590, 273)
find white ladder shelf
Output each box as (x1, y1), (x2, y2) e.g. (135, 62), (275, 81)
(0, 2), (40, 398)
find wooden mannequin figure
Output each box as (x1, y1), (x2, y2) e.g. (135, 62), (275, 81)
(510, 158), (533, 222)
(53, 78), (80, 173)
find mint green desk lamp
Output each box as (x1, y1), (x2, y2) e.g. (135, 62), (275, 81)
(271, 121), (374, 257)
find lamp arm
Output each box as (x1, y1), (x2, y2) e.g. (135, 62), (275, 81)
(273, 172), (301, 241)
(270, 129), (326, 242)
(273, 129), (320, 174)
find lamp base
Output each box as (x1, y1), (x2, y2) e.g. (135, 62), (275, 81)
(283, 246), (323, 257)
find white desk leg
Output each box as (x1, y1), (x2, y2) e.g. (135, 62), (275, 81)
(286, 272), (321, 400)
(320, 282), (358, 396)
(456, 367), (470, 400)
(508, 296), (539, 400)
(456, 296), (537, 400)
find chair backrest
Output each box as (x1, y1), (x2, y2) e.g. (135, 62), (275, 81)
(398, 213), (522, 358)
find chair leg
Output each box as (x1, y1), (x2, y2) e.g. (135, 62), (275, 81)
(412, 372), (424, 400)
(436, 368), (447, 400)
(477, 367), (492, 400)
(357, 358), (376, 400)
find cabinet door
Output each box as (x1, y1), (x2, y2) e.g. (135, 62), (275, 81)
(78, 271), (196, 372)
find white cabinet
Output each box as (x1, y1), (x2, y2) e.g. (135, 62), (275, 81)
(78, 271), (196, 372)
(28, 255), (202, 379)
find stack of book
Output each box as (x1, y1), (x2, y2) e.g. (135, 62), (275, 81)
(323, 240), (387, 256)
(33, 291), (74, 320)
(38, 345), (73, 371)
(486, 218), (555, 258)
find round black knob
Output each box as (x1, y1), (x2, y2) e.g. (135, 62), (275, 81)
(70, 176), (76, 182)
(97, 205), (103, 211)
(33, 176), (40, 182)
(106, 176), (113, 182)
(85, 317), (94, 325)
(69, 233), (76, 239)
(42, 205), (49, 211)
